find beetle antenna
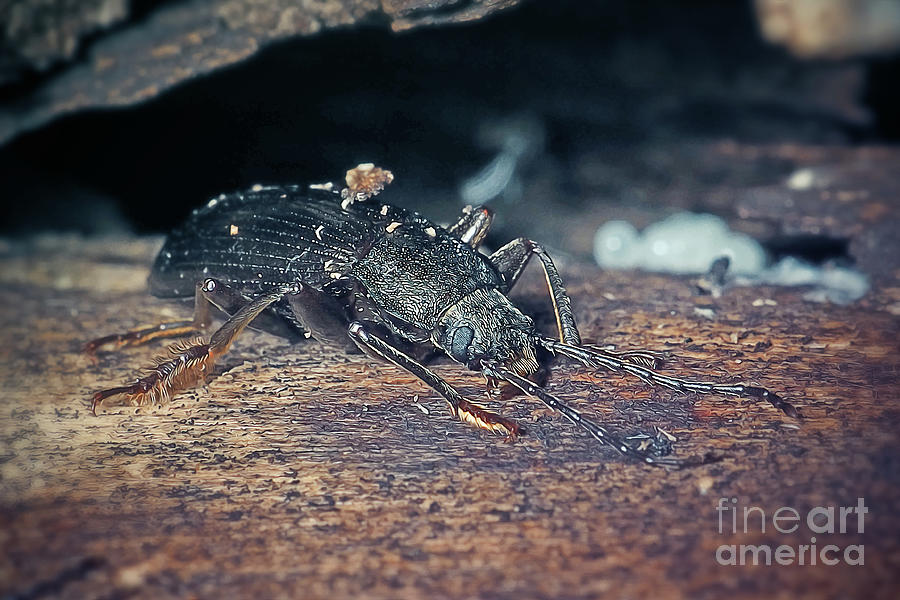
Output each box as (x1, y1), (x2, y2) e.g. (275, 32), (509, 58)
(536, 338), (798, 418)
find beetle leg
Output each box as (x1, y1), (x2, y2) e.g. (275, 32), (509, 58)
(447, 205), (493, 249)
(90, 288), (289, 414)
(489, 238), (581, 345)
(197, 278), (307, 341)
(347, 321), (520, 438)
(84, 280), (216, 356)
(85, 279), (306, 356)
(286, 283), (360, 352)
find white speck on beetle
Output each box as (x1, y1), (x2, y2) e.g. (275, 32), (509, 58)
(303, 331), (312, 339)
(251, 183), (263, 192)
(324, 259), (334, 271)
(341, 197), (352, 210)
(386, 222), (402, 233)
(380, 205), (389, 216)
(230, 224), (239, 235)
(309, 182), (334, 191)
(425, 226), (436, 237)
(330, 272), (342, 279)
(315, 225), (324, 240)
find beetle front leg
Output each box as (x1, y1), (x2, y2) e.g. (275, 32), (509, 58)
(346, 321), (520, 438)
(489, 238), (581, 345)
(90, 288), (289, 414)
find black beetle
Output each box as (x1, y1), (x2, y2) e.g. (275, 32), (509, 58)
(87, 164), (797, 466)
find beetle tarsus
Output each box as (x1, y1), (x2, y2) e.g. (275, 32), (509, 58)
(457, 398), (520, 438)
(83, 321), (201, 356)
(90, 340), (213, 413)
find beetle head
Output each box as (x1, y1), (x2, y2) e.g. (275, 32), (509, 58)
(434, 288), (539, 376)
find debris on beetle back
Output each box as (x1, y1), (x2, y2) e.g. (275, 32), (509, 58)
(341, 163), (394, 208)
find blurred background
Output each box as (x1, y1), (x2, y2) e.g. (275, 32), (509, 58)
(1, 0), (899, 290)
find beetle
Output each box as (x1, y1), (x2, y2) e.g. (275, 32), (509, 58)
(87, 163), (797, 467)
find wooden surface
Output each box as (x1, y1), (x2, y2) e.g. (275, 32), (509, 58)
(1, 234), (899, 599)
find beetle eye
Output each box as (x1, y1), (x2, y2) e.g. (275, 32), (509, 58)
(448, 326), (474, 362)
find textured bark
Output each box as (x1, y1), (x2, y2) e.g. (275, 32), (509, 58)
(0, 0), (520, 145)
(1, 225), (898, 598)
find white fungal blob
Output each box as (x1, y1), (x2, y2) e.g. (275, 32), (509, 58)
(593, 212), (869, 303)
(593, 213), (764, 275)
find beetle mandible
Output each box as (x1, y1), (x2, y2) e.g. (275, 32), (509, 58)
(87, 163), (797, 467)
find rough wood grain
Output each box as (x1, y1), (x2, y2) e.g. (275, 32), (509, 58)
(0, 0), (521, 146)
(1, 234), (898, 599)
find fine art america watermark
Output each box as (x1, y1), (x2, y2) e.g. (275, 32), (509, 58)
(715, 497), (867, 566)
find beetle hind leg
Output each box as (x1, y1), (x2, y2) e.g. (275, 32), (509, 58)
(84, 280), (218, 356)
(85, 279), (307, 358)
(84, 319), (204, 358)
(90, 288), (289, 414)
(90, 338), (214, 412)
